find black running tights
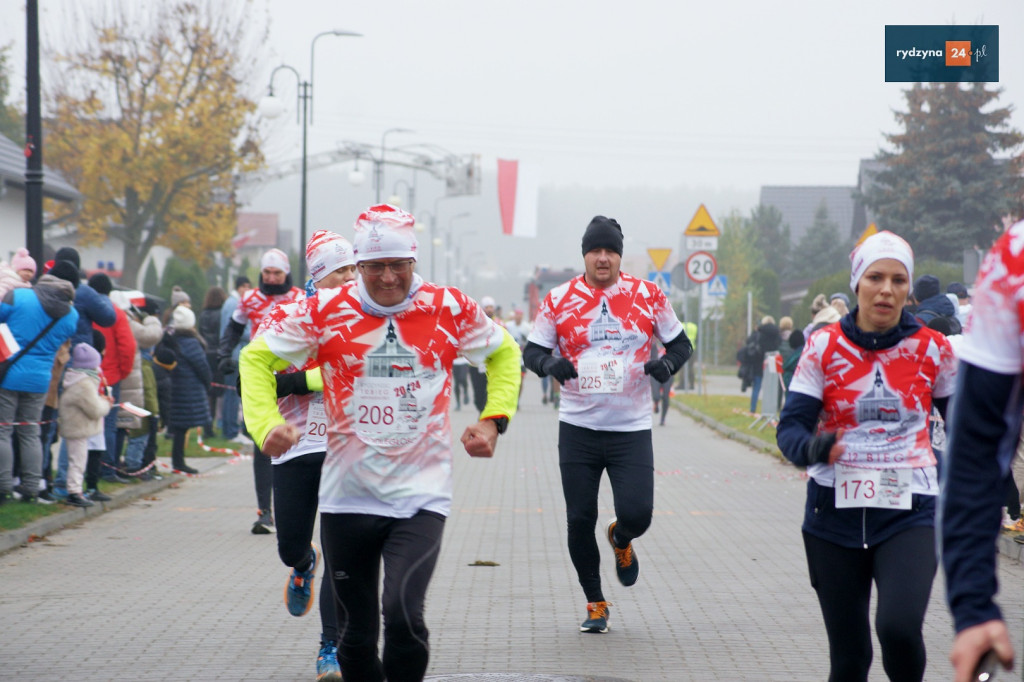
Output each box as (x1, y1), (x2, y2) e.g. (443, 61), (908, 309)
(803, 526), (937, 682)
(320, 510), (444, 682)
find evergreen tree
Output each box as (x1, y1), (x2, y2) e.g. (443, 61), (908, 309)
(750, 204), (790, 278)
(789, 202), (851, 280)
(142, 258), (160, 295)
(860, 83), (1024, 260)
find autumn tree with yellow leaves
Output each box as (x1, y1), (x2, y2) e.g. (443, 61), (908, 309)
(44, 1), (267, 287)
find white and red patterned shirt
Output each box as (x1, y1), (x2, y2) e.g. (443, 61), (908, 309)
(232, 286), (304, 339)
(789, 322), (957, 493)
(253, 281), (509, 517)
(958, 221), (1024, 375)
(527, 272), (684, 432)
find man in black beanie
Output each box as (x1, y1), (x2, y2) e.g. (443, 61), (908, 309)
(522, 214), (693, 634)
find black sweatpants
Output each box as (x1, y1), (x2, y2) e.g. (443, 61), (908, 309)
(558, 421), (654, 602)
(320, 510), (444, 682)
(272, 452), (338, 643)
(803, 525), (937, 682)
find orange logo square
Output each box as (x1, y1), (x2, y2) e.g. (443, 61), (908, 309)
(946, 41), (971, 66)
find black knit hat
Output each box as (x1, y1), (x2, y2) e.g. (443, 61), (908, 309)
(54, 246), (80, 269)
(87, 272), (113, 296)
(48, 260), (80, 290)
(581, 216), (623, 256)
(91, 328), (106, 355)
(912, 274), (940, 302)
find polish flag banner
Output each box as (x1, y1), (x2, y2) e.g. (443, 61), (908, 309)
(0, 323), (21, 362)
(497, 159), (538, 238)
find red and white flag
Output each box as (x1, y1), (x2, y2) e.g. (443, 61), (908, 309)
(0, 323), (21, 362)
(497, 159), (538, 238)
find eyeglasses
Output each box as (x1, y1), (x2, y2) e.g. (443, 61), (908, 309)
(358, 260), (414, 276)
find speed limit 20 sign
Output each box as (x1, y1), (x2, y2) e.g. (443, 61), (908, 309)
(685, 251), (717, 283)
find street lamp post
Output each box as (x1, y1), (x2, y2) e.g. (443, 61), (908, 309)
(445, 212), (470, 285)
(376, 127), (414, 202)
(259, 29), (361, 281)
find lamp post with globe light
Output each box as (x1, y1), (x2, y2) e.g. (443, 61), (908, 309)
(376, 128), (414, 202)
(258, 29), (361, 281)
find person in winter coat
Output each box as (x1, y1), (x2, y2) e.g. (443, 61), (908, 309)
(51, 247), (116, 347)
(199, 286), (227, 436)
(166, 306), (211, 474)
(58, 344), (112, 508)
(746, 316), (781, 414)
(110, 291), (163, 477)
(0, 266), (79, 504)
(911, 274), (961, 332)
(90, 274), (137, 483)
(0, 250), (32, 301)
(777, 231), (957, 681)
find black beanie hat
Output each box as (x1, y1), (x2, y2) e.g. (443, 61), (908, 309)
(48, 260), (80, 290)
(912, 274), (940, 302)
(54, 246), (80, 269)
(88, 272), (113, 296)
(581, 216), (624, 256)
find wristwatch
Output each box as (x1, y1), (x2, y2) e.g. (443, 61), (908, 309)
(488, 416), (509, 435)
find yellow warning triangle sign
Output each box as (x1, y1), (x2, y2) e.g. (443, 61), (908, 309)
(684, 204), (720, 237)
(856, 223), (878, 246)
(647, 248), (672, 271)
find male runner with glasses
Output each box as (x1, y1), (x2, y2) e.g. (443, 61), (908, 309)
(239, 204), (520, 682)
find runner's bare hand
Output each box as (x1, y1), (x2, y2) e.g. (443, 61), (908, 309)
(461, 420), (498, 458)
(261, 423), (301, 457)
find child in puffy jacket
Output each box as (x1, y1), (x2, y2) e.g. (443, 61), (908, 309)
(58, 344), (112, 508)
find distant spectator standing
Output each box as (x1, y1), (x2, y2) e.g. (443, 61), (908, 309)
(745, 316), (781, 414)
(829, 292), (850, 318)
(911, 275), (960, 331)
(162, 286), (191, 326)
(90, 273), (137, 484)
(166, 307), (211, 475)
(947, 281), (971, 327)
(58, 344), (112, 508)
(781, 329), (805, 398)
(199, 286), (228, 437)
(0, 264), (79, 504)
(778, 316), (794, 345)
(469, 296), (500, 413)
(111, 291), (163, 479)
(219, 275), (252, 442)
(802, 293), (840, 338)
(52, 247), (116, 346)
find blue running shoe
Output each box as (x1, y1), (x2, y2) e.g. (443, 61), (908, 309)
(285, 543), (319, 617)
(52, 487), (68, 500)
(606, 518), (639, 586)
(316, 639), (342, 681)
(579, 601), (611, 633)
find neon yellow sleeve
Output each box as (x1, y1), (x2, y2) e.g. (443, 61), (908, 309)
(481, 327), (521, 421)
(304, 366), (323, 392)
(239, 336), (292, 449)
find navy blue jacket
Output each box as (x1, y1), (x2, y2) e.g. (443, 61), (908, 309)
(72, 282), (116, 346)
(942, 363), (1023, 633)
(167, 332), (212, 430)
(914, 292), (956, 324)
(777, 309), (947, 548)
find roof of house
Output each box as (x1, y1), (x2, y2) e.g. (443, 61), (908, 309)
(759, 185), (861, 244)
(236, 212), (279, 249)
(0, 132), (79, 202)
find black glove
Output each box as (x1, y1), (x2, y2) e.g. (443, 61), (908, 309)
(276, 371), (311, 398)
(644, 358), (673, 384)
(541, 356), (577, 385)
(806, 431), (839, 466)
(218, 356), (238, 377)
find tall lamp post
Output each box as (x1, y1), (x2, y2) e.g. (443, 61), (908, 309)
(376, 127), (414, 202)
(445, 212), (470, 285)
(259, 29), (361, 281)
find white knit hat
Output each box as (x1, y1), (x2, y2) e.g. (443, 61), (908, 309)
(172, 306), (196, 330)
(305, 230), (355, 282)
(352, 204), (418, 263)
(849, 231), (914, 293)
(260, 248), (291, 274)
